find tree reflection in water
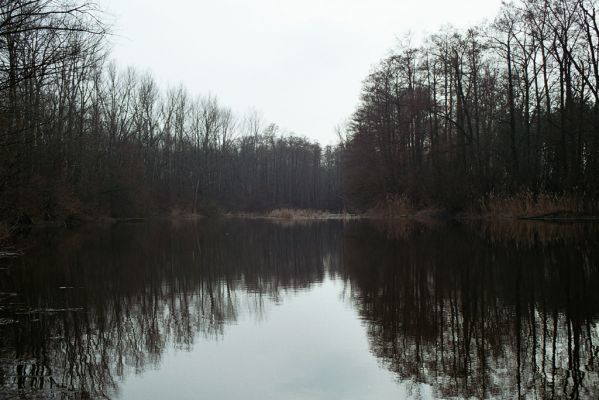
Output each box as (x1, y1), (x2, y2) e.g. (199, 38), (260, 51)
(0, 219), (597, 399)
(0, 220), (342, 399)
(343, 220), (599, 399)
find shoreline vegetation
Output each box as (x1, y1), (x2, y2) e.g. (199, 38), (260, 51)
(3, 195), (599, 231)
(2, 0), (599, 243)
(1, 201), (597, 256)
(366, 191), (599, 221)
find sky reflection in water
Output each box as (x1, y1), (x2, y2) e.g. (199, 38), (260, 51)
(1, 219), (598, 399)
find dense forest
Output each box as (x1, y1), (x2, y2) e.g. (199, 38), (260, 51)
(1, 0), (599, 223)
(0, 0), (343, 222)
(345, 0), (599, 212)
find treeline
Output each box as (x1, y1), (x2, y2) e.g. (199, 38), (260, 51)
(0, 0), (343, 221)
(3, 0), (598, 220)
(344, 0), (599, 210)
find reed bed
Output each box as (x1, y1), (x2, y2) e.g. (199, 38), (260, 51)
(479, 190), (598, 218)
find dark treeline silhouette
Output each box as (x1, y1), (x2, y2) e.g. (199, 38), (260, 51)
(3, 0), (598, 219)
(343, 0), (599, 210)
(342, 221), (599, 399)
(0, 220), (343, 398)
(0, 0), (343, 221)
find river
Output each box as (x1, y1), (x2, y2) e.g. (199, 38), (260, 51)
(1, 219), (598, 399)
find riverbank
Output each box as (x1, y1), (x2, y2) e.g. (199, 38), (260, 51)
(368, 209), (599, 223)
(2, 207), (598, 261)
(3, 205), (598, 233)
(2, 200), (598, 250)
(366, 191), (599, 223)
(225, 209), (363, 221)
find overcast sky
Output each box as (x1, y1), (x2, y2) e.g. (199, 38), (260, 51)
(103, 0), (504, 144)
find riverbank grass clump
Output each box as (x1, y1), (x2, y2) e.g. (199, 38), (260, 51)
(267, 209), (329, 219)
(363, 191), (598, 221)
(479, 190), (598, 219)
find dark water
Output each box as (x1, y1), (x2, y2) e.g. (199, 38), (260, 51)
(1, 219), (598, 399)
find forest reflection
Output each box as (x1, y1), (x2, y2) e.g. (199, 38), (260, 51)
(344, 220), (599, 399)
(0, 220), (342, 399)
(1, 219), (598, 399)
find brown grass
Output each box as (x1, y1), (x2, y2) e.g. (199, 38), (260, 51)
(479, 190), (597, 218)
(267, 209), (330, 220)
(225, 209), (357, 221)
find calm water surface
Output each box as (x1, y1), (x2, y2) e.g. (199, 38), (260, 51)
(1, 219), (598, 399)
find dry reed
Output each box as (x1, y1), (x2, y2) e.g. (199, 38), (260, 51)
(479, 190), (596, 218)
(267, 209), (328, 220)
